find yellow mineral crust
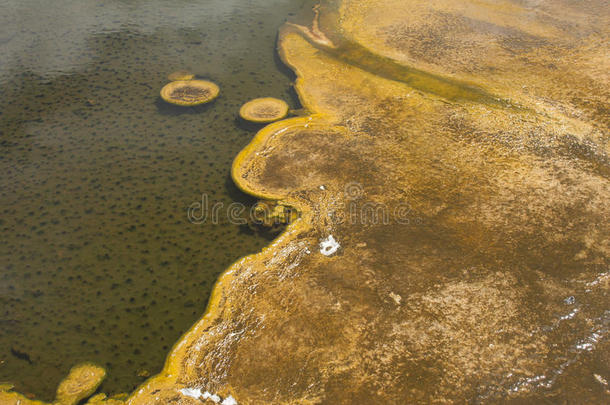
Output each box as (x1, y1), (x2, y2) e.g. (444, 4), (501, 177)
(9, 0), (608, 404)
(160, 79), (220, 106)
(0, 390), (47, 405)
(0, 363), (109, 405)
(239, 97), (290, 123)
(55, 363), (106, 405)
(336, 0), (609, 131)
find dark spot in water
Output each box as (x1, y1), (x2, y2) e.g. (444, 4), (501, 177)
(11, 347), (33, 364)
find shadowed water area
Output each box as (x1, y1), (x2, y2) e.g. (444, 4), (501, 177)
(0, 0), (308, 400)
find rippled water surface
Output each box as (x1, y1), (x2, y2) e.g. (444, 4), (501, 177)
(0, 0), (307, 399)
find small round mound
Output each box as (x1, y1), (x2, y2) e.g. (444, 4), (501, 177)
(160, 80), (219, 106)
(56, 363), (106, 405)
(239, 97), (289, 123)
(168, 70), (195, 81)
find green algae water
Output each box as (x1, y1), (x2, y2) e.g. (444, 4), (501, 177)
(0, 0), (308, 400)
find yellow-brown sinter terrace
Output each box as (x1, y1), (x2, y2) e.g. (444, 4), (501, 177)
(2, 0), (608, 403)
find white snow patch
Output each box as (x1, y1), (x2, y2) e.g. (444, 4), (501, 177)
(575, 342), (594, 351)
(558, 307), (579, 321)
(389, 292), (402, 305)
(320, 235), (340, 256)
(179, 388), (225, 403)
(222, 395), (238, 405)
(594, 374), (608, 386)
(586, 271), (609, 287)
(180, 388), (202, 399)
(202, 391), (221, 403)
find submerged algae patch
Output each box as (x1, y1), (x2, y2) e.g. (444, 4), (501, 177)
(167, 70), (196, 81)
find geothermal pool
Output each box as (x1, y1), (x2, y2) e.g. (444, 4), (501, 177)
(0, 0), (308, 399)
(1, 0), (608, 403)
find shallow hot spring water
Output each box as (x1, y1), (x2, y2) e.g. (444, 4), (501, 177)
(0, 0), (308, 399)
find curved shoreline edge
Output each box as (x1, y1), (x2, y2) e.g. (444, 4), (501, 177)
(123, 24), (332, 405)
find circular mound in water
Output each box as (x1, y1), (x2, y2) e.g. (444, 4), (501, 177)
(55, 363), (106, 405)
(160, 80), (219, 106)
(239, 97), (289, 123)
(167, 70), (195, 81)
